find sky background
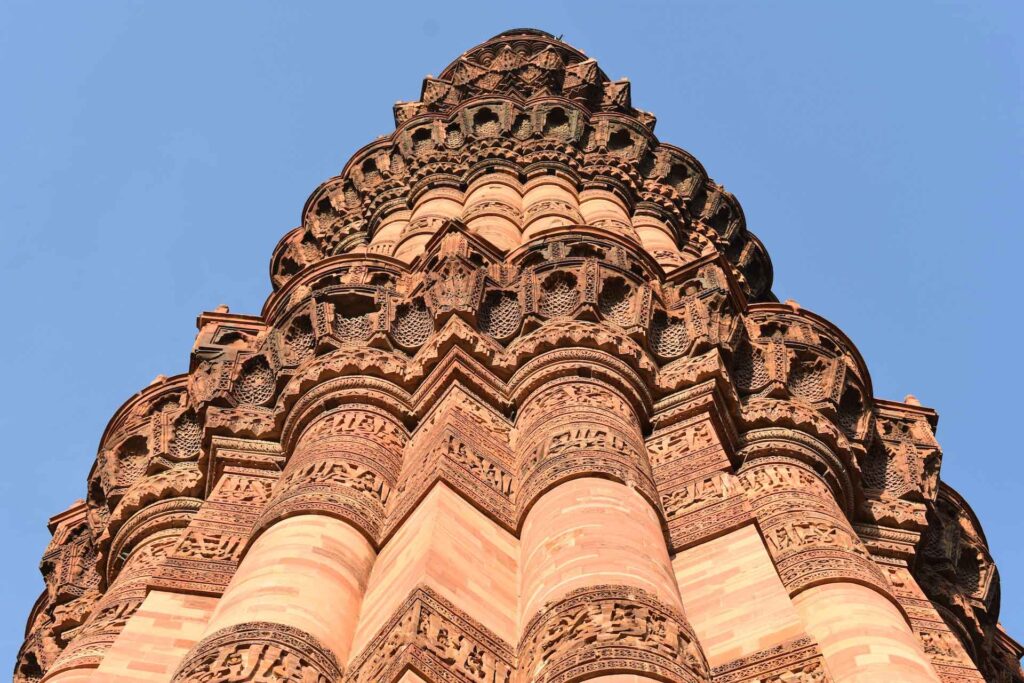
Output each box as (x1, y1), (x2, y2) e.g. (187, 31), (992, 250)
(1, 0), (1021, 668)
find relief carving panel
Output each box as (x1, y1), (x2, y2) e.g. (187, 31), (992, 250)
(518, 585), (708, 683)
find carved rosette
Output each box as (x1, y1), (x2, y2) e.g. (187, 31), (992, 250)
(738, 430), (888, 596)
(514, 376), (656, 518)
(171, 622), (341, 683)
(517, 585), (708, 683)
(256, 405), (406, 542)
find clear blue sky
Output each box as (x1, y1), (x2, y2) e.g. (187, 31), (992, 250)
(1, 0), (1021, 666)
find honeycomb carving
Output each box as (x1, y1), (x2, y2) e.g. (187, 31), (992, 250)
(333, 298), (377, 342)
(20, 29), (1022, 683)
(543, 107), (571, 140)
(168, 412), (201, 460)
(734, 341), (769, 393)
(391, 299), (432, 348)
(788, 350), (829, 402)
(837, 385), (863, 438)
(598, 277), (633, 326)
(112, 436), (149, 493)
(411, 127), (432, 154)
(472, 107), (501, 138)
(511, 113), (532, 139)
(284, 316), (315, 363)
(539, 271), (579, 318)
(445, 124), (464, 149)
(479, 290), (521, 340)
(650, 310), (690, 358)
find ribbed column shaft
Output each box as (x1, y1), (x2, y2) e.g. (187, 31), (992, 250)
(739, 456), (940, 683)
(514, 376), (708, 683)
(43, 529), (180, 682)
(794, 583), (941, 683)
(171, 405), (406, 682)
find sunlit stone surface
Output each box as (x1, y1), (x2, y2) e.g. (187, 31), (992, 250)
(16, 29), (1022, 683)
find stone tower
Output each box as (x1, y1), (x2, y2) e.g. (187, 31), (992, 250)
(15, 29), (1022, 683)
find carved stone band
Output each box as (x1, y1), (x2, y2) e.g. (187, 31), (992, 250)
(347, 585), (514, 683)
(171, 621), (342, 683)
(43, 594), (146, 676)
(515, 379), (657, 519)
(711, 636), (826, 683)
(517, 585), (709, 683)
(253, 407), (406, 544)
(254, 462), (389, 543)
(739, 459), (889, 596)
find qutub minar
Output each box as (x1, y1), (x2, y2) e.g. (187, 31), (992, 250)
(14, 29), (1022, 683)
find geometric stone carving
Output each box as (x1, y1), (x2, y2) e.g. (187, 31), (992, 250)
(739, 456), (889, 596)
(151, 437), (283, 596)
(17, 27), (1022, 683)
(711, 636), (828, 683)
(347, 585), (514, 683)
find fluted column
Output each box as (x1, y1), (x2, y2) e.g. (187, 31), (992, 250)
(171, 404), (406, 682)
(738, 429), (940, 683)
(462, 173), (522, 251)
(794, 583), (943, 683)
(578, 187), (634, 238)
(368, 209), (411, 256)
(521, 174), (582, 240)
(633, 211), (686, 269)
(514, 370), (708, 683)
(393, 186), (463, 262)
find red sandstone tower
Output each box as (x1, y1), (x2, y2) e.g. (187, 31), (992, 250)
(14, 29), (1023, 683)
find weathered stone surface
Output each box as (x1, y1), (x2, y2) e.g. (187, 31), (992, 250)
(17, 28), (1021, 683)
